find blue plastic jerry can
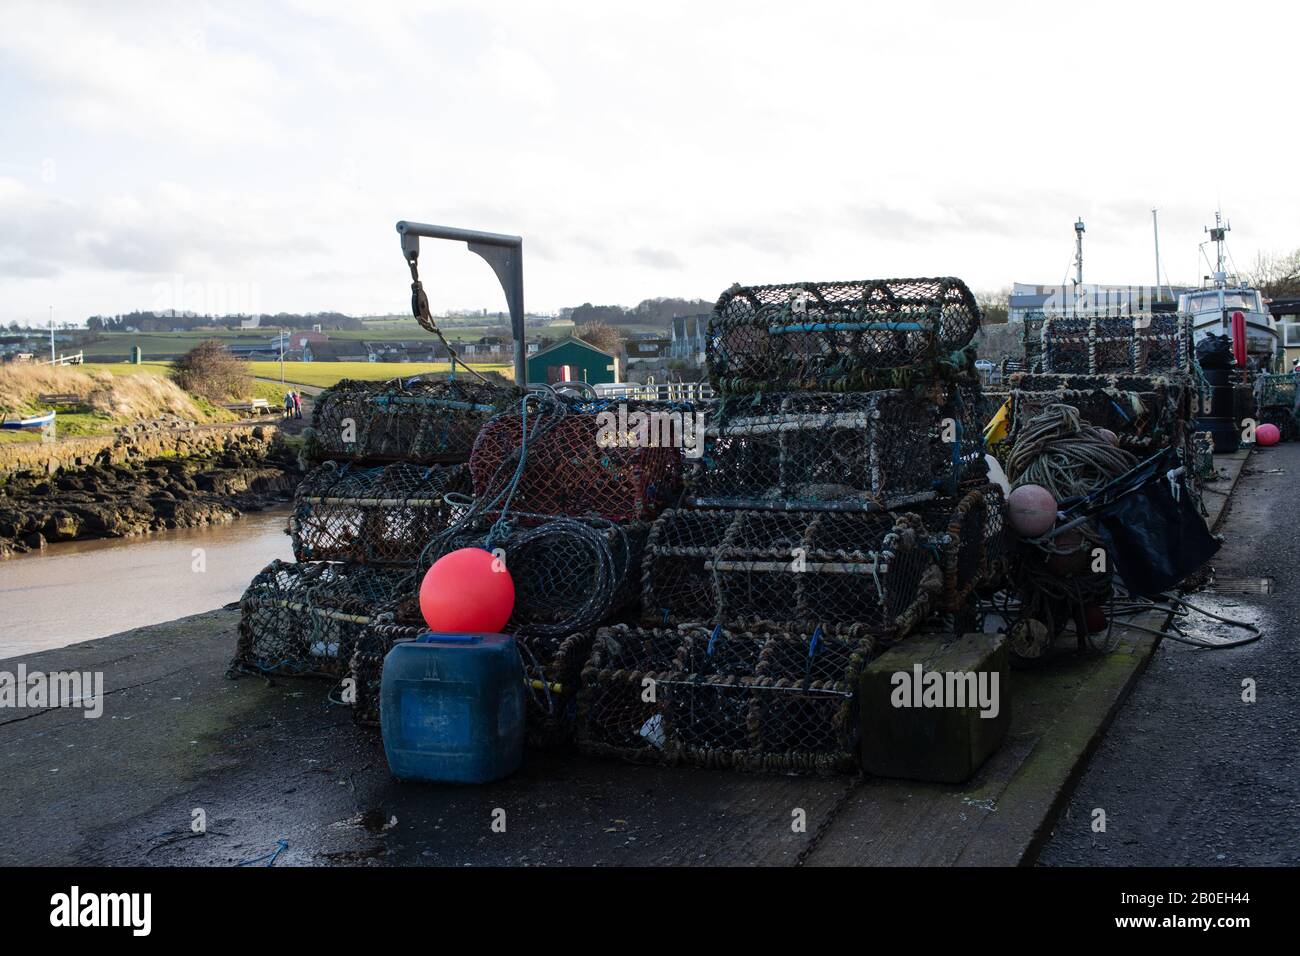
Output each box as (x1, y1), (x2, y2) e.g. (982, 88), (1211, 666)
(380, 632), (526, 784)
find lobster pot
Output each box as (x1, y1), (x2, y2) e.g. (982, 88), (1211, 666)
(1008, 373), (1193, 454)
(517, 630), (597, 749)
(576, 623), (873, 774)
(1192, 431), (1216, 478)
(307, 379), (517, 465)
(707, 277), (981, 393)
(642, 509), (938, 636)
(290, 461), (472, 564)
(685, 390), (943, 511)
(1022, 316), (1047, 373)
(470, 406), (684, 521)
(348, 623), (594, 748)
(1258, 373), (1298, 410)
(936, 377), (993, 487)
(1042, 315), (1193, 375)
(906, 485), (1008, 610)
(349, 621), (420, 726)
(231, 560), (415, 679)
(436, 517), (649, 636)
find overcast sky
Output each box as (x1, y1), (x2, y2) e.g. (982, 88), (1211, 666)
(2, 0), (1298, 325)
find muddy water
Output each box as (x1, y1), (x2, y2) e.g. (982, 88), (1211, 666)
(0, 510), (293, 659)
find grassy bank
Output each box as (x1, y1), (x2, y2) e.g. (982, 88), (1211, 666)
(0, 364), (237, 444)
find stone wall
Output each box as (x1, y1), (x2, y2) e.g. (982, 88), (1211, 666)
(0, 420), (279, 481)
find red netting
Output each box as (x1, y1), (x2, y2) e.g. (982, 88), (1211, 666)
(469, 400), (687, 521)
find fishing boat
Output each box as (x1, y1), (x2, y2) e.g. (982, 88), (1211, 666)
(0, 410), (56, 432)
(1178, 211), (1279, 372)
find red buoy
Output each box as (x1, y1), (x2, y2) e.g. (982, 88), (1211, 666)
(1257, 423), (1281, 446)
(419, 547), (515, 634)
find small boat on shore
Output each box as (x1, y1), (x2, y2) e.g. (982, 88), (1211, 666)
(0, 410), (56, 432)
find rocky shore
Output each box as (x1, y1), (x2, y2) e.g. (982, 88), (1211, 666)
(0, 419), (302, 558)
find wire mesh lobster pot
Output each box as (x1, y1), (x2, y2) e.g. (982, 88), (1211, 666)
(642, 508), (939, 636)
(307, 378), (519, 465)
(707, 278), (981, 393)
(685, 390), (944, 511)
(348, 621), (593, 748)
(1257, 373), (1298, 410)
(290, 461), (472, 564)
(576, 622), (873, 773)
(517, 630), (597, 748)
(469, 405), (685, 521)
(936, 376), (993, 488)
(432, 516), (649, 636)
(1041, 314), (1193, 375)
(906, 484), (1008, 610)
(1007, 373), (1193, 454)
(231, 559), (415, 679)
(1022, 315), (1046, 373)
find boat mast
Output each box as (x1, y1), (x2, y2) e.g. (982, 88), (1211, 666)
(1207, 210), (1230, 289)
(1073, 217), (1085, 314)
(1152, 208), (1163, 305)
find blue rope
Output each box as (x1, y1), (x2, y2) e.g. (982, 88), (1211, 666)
(236, 840), (288, 867)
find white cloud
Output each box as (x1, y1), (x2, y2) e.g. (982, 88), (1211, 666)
(1, 0), (1299, 323)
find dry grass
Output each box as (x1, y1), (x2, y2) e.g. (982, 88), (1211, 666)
(0, 363), (220, 422)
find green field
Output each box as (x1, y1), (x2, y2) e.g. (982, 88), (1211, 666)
(80, 322), (539, 360)
(245, 360), (512, 387)
(84, 358), (510, 391)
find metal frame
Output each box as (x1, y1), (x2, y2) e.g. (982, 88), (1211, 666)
(396, 221), (526, 384)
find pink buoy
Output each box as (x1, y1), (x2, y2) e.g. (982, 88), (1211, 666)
(1257, 423), (1281, 446)
(1096, 428), (1120, 446)
(419, 547), (515, 634)
(1007, 483), (1058, 538)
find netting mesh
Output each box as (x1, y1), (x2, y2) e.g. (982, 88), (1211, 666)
(469, 401), (686, 521)
(306, 378), (520, 465)
(430, 517), (648, 637)
(641, 508), (939, 636)
(1041, 314), (1193, 375)
(231, 559), (415, 679)
(1020, 315), (1047, 372)
(1257, 373), (1298, 409)
(576, 622), (873, 773)
(707, 278), (981, 393)
(290, 461), (472, 564)
(1008, 373), (1193, 453)
(906, 484), (1008, 610)
(684, 390), (945, 511)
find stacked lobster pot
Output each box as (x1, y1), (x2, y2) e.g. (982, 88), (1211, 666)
(350, 389), (695, 743)
(576, 278), (1010, 774)
(1255, 373), (1298, 442)
(1007, 314), (1198, 459)
(229, 377), (518, 710)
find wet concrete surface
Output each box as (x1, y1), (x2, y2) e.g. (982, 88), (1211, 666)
(0, 452), (1261, 867)
(1039, 441), (1300, 866)
(0, 609), (843, 866)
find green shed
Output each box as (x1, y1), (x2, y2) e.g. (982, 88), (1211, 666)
(526, 337), (620, 386)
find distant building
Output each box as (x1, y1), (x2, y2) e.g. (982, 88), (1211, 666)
(670, 314), (708, 362)
(526, 337), (619, 386)
(289, 331), (329, 349)
(626, 337), (671, 365)
(1268, 298), (1300, 366)
(303, 340), (375, 362)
